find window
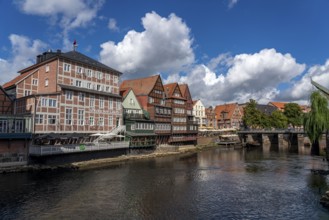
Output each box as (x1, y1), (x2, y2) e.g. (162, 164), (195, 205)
(90, 95), (95, 107)
(0, 120), (8, 133)
(64, 63), (71, 72)
(149, 97), (154, 103)
(48, 99), (57, 107)
(45, 65), (50, 72)
(130, 98), (135, 105)
(109, 98), (113, 109)
(48, 115), (56, 124)
(13, 120), (24, 133)
(35, 114), (43, 124)
(76, 66), (83, 74)
(78, 92), (85, 102)
(32, 79), (38, 85)
(96, 84), (102, 91)
(100, 97), (104, 108)
(66, 91), (73, 100)
(24, 90), (31, 96)
(45, 79), (49, 87)
(87, 69), (93, 77)
(117, 100), (121, 110)
(98, 117), (104, 126)
(65, 108), (72, 125)
(78, 109), (84, 125)
(75, 80), (82, 87)
(96, 71), (103, 80)
(89, 117), (94, 126)
(40, 98), (47, 106)
(109, 116), (113, 126)
(105, 74), (110, 80)
(113, 75), (118, 83)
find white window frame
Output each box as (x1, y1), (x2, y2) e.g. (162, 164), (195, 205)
(64, 63), (71, 72)
(66, 91), (73, 100)
(78, 109), (84, 125)
(100, 97), (104, 109)
(65, 108), (72, 125)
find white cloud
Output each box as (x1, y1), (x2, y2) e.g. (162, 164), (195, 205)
(165, 49), (305, 106)
(281, 60), (329, 102)
(16, 0), (104, 50)
(228, 0), (238, 9)
(100, 11), (194, 77)
(0, 34), (47, 85)
(108, 18), (119, 31)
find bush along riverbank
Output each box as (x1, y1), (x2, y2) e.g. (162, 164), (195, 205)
(0, 144), (221, 174)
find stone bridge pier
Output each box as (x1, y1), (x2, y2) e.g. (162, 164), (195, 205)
(239, 132), (316, 155)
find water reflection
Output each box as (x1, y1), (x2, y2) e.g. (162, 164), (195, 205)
(0, 146), (329, 219)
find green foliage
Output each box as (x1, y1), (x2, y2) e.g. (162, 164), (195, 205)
(270, 110), (288, 128)
(242, 100), (263, 129)
(304, 91), (329, 143)
(283, 103), (303, 127)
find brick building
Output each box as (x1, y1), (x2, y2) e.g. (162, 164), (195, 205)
(205, 106), (217, 129)
(215, 103), (242, 129)
(0, 86), (32, 166)
(3, 49), (123, 145)
(164, 83), (197, 145)
(120, 75), (172, 145)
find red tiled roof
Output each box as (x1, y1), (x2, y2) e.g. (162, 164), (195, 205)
(214, 103), (238, 120)
(119, 88), (131, 99)
(179, 84), (187, 96)
(268, 102), (286, 110)
(2, 72), (29, 89)
(163, 83), (177, 97)
(120, 75), (160, 96)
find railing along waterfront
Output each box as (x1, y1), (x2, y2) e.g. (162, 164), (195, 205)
(237, 128), (305, 134)
(29, 141), (130, 156)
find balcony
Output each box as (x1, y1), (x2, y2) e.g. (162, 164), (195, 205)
(0, 115), (32, 139)
(124, 113), (145, 120)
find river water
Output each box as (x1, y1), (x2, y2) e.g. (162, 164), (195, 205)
(1, 147), (329, 220)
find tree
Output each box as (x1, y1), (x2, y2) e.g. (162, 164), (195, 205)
(242, 100), (263, 129)
(283, 103), (303, 128)
(270, 110), (288, 129)
(304, 91), (329, 156)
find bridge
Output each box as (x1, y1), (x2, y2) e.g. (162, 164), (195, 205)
(236, 129), (325, 154)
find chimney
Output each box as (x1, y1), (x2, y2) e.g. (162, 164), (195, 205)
(36, 54), (42, 64)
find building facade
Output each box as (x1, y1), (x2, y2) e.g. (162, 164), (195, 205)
(193, 100), (206, 128)
(215, 103), (242, 129)
(120, 75), (172, 145)
(0, 86), (32, 166)
(3, 50), (123, 144)
(164, 83), (197, 145)
(121, 88), (156, 148)
(205, 106), (217, 129)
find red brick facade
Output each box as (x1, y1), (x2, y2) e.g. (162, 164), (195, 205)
(3, 50), (123, 135)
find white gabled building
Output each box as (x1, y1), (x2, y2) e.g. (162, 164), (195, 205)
(192, 99), (206, 127)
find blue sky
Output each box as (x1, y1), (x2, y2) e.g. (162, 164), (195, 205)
(1, 0), (329, 106)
